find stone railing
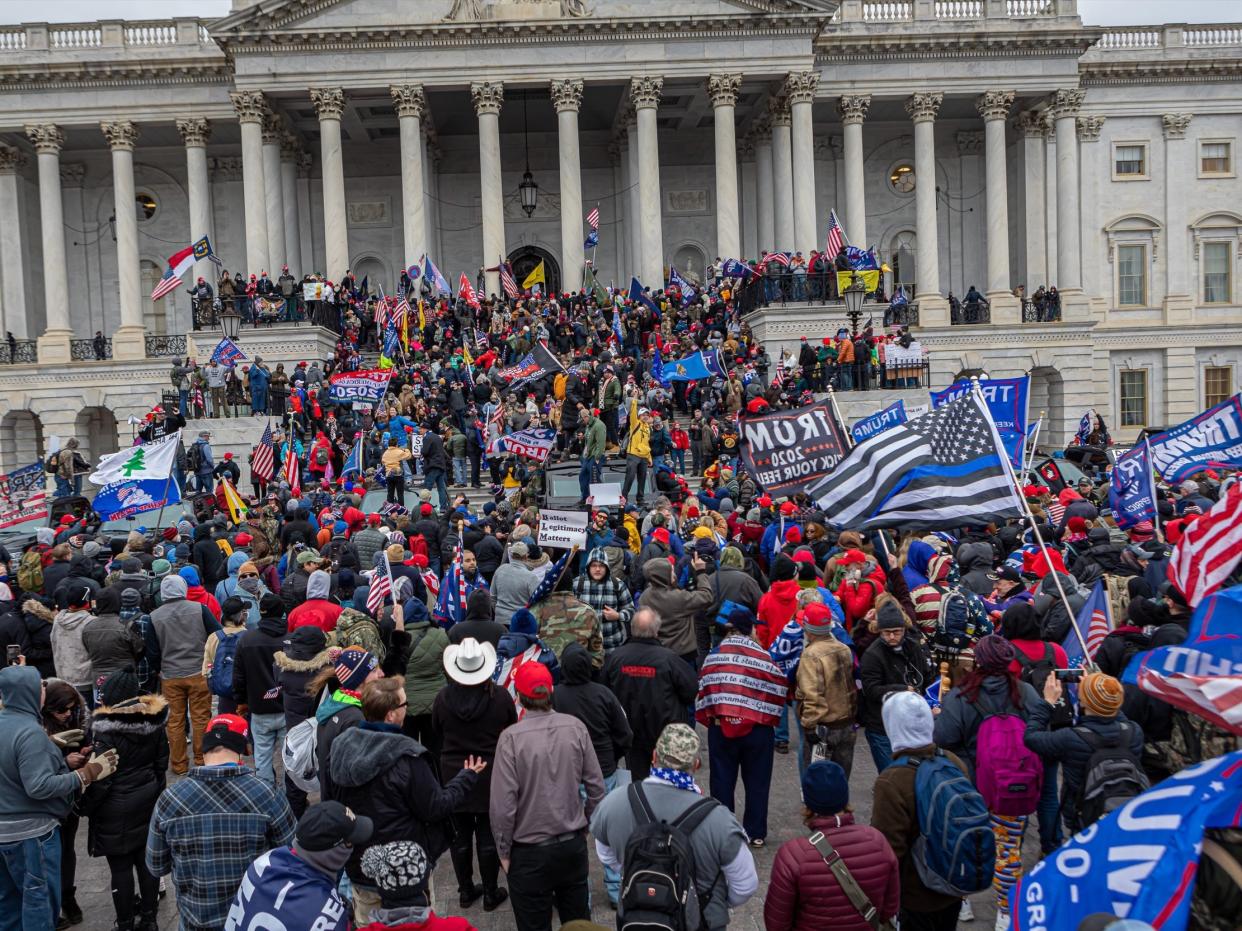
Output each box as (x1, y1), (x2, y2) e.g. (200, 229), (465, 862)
(839, 0), (1065, 25)
(0, 19), (214, 53)
(1094, 23), (1242, 51)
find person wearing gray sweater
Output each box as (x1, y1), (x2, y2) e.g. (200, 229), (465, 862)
(150, 576), (221, 774)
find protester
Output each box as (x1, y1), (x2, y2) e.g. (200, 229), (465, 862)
(151, 574), (220, 774)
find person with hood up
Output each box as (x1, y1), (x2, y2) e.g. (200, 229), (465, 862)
(328, 676), (484, 926)
(214, 553), (269, 627)
(639, 553), (714, 666)
(81, 587), (144, 699)
(858, 594), (931, 772)
(1069, 526), (1135, 578)
(758, 554), (802, 651)
(901, 538), (937, 591)
(273, 625), (331, 818)
(1032, 570), (1090, 643)
(178, 566), (221, 621)
(190, 524), (227, 591)
(552, 642), (632, 907)
(571, 547), (634, 655)
(288, 569), (343, 633)
(18, 593), (57, 678)
(357, 840), (474, 931)
(80, 669), (168, 931)
(956, 541), (996, 597)
(51, 583), (97, 706)
(152, 574), (222, 774)
(233, 593), (291, 785)
(432, 637), (517, 912)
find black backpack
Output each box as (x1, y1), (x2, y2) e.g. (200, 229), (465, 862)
(1015, 644), (1073, 729)
(619, 783), (719, 931)
(1074, 724), (1150, 827)
(932, 586), (975, 654)
(187, 441), (204, 473)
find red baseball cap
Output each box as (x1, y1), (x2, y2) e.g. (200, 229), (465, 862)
(234, 532), (252, 546)
(202, 713), (249, 754)
(514, 661), (553, 699)
(757, 495), (773, 508)
(779, 501), (797, 516)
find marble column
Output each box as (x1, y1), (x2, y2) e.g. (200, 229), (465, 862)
(631, 76), (665, 287)
(311, 87), (349, 280)
(708, 73), (742, 261)
(279, 134), (301, 273)
(101, 120), (145, 359)
(0, 148), (28, 339)
(906, 92), (947, 322)
(391, 84), (428, 274)
(839, 95), (871, 247)
(24, 124), (71, 362)
(609, 141), (626, 274)
(624, 115), (642, 277)
(295, 152), (315, 274)
(1016, 111), (1047, 292)
(1077, 116), (1106, 308)
(1044, 125), (1058, 286)
(739, 140), (758, 262)
(175, 118), (214, 287)
(260, 113), (285, 275)
(1050, 88), (1084, 293)
(471, 81), (506, 297)
(770, 99), (794, 252)
(552, 79), (585, 293)
(754, 120), (775, 254)
(229, 91), (270, 277)
(785, 72), (819, 257)
(1162, 112), (1194, 322)
(978, 90), (1017, 319)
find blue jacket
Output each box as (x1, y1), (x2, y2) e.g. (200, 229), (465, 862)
(0, 665), (81, 828)
(224, 845), (347, 931)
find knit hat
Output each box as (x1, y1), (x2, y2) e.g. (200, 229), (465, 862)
(973, 633), (1015, 674)
(259, 593), (284, 618)
(97, 668), (140, 707)
(653, 723), (700, 771)
(882, 690), (934, 753)
(801, 602), (835, 637)
(510, 607), (538, 635)
(719, 546), (743, 569)
(120, 588), (142, 608)
(238, 560), (258, 577)
(1079, 672), (1124, 718)
(202, 713), (250, 755)
(335, 648), (378, 691)
(514, 660), (553, 699)
(361, 840), (429, 901)
(150, 558), (171, 578)
(771, 554), (796, 582)
(875, 599), (906, 630)
(509, 540), (529, 560)
(801, 760), (849, 815)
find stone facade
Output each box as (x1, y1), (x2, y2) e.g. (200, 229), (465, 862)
(0, 1), (1237, 468)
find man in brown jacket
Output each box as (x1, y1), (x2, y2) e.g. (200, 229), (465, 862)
(638, 556), (714, 666)
(870, 690), (967, 931)
(794, 602), (858, 776)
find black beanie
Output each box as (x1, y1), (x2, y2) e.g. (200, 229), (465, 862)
(771, 554), (797, 582)
(98, 668), (140, 707)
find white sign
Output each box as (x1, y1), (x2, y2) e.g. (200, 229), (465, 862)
(303, 282), (324, 301)
(538, 509), (589, 549)
(589, 482), (622, 507)
(906, 404), (929, 420)
(409, 433), (425, 458)
(885, 342), (925, 367)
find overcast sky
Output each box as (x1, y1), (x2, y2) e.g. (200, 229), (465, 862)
(0, 0), (1234, 26)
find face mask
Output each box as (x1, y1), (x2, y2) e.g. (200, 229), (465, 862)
(239, 577), (262, 595)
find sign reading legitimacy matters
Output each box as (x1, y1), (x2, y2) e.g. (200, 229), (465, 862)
(739, 402), (850, 499)
(1147, 394), (1242, 483)
(537, 509), (589, 549)
(326, 370), (393, 404)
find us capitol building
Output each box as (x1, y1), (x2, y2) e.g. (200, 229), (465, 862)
(0, 0), (1236, 473)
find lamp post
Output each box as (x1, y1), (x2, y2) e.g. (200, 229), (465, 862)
(517, 91), (539, 218)
(219, 305), (242, 341)
(842, 270), (867, 334)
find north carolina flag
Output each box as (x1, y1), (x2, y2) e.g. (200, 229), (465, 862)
(151, 244), (196, 301)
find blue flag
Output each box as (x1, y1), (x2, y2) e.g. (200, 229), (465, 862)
(851, 400), (907, 445)
(719, 258), (752, 279)
(1148, 394), (1242, 483)
(611, 309), (624, 346)
(1075, 410), (1093, 445)
(210, 337), (246, 366)
(930, 375), (1029, 467)
(92, 476), (181, 521)
(191, 235), (222, 266)
(383, 321), (400, 359)
(665, 349), (724, 382)
(584, 229), (599, 249)
(1109, 441), (1157, 529)
(341, 436), (363, 477)
(1013, 750), (1242, 930)
(627, 276), (659, 316)
(651, 344), (668, 387)
(423, 255), (451, 295)
(667, 266), (698, 306)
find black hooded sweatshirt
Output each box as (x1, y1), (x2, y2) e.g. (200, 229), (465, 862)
(551, 642), (632, 777)
(233, 612), (289, 714)
(431, 679), (516, 812)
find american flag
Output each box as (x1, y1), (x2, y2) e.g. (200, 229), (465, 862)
(499, 259), (519, 300)
(284, 445), (301, 495)
(586, 206), (600, 230)
(1062, 579), (1112, 665)
(1170, 485), (1242, 607)
(455, 524), (468, 618)
(825, 209), (846, 258)
(365, 555), (393, 615)
(251, 421), (275, 484)
(526, 551), (570, 607)
(767, 252), (791, 267)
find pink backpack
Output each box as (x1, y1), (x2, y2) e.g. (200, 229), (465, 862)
(975, 711), (1043, 816)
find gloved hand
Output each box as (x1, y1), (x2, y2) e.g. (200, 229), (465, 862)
(78, 749), (120, 787)
(50, 729), (85, 750)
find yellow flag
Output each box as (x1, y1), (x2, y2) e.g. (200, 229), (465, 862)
(522, 260), (545, 290)
(378, 354), (393, 370)
(417, 299), (426, 332)
(462, 344), (474, 366)
(220, 479), (248, 525)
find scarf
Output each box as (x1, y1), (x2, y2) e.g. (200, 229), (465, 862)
(649, 768), (701, 794)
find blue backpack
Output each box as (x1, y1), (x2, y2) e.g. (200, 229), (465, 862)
(907, 751), (995, 896)
(207, 628), (243, 698)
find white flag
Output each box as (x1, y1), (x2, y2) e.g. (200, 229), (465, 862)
(89, 432), (181, 486)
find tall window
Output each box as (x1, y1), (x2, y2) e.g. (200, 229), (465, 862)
(1117, 244), (1146, 306)
(1205, 366), (1233, 408)
(1201, 141), (1233, 176)
(1203, 241), (1232, 304)
(890, 231), (917, 298)
(1119, 370), (1148, 428)
(1114, 144), (1147, 178)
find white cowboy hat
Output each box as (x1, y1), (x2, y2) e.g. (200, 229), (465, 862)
(442, 637), (497, 687)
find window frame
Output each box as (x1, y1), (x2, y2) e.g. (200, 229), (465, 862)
(1116, 242), (1149, 308)
(1112, 141), (1150, 181)
(1204, 365), (1234, 409)
(1118, 369), (1149, 429)
(1199, 139), (1235, 179)
(1201, 240), (1234, 305)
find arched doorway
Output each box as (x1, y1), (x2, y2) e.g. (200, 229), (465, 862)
(1029, 366), (1065, 447)
(76, 407), (119, 469)
(507, 246), (560, 296)
(352, 256), (389, 296)
(0, 410), (44, 474)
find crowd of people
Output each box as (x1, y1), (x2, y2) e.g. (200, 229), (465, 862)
(0, 263), (1236, 931)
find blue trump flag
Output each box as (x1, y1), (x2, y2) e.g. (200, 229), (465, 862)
(584, 229), (599, 249)
(93, 475), (181, 521)
(210, 337), (246, 366)
(1109, 440), (1157, 529)
(627, 276), (660, 316)
(341, 436), (363, 477)
(667, 266), (698, 306)
(1075, 409), (1093, 445)
(651, 344), (668, 387)
(851, 400), (907, 445)
(1148, 394), (1242, 483)
(1012, 750), (1242, 931)
(423, 255), (451, 295)
(611, 309), (624, 346)
(666, 349), (724, 382)
(930, 375), (1029, 467)
(382, 320), (400, 358)
(719, 258), (752, 279)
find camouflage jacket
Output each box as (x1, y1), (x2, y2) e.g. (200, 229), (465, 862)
(535, 592), (603, 668)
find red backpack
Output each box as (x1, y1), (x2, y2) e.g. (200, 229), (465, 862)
(975, 709), (1043, 816)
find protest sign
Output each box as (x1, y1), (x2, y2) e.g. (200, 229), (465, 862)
(589, 482), (622, 507)
(1148, 394), (1242, 482)
(884, 342), (924, 368)
(739, 402), (850, 499)
(538, 509), (588, 549)
(851, 400), (907, 445)
(0, 463), (48, 529)
(302, 281), (324, 301)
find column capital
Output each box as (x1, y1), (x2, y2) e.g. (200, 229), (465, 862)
(976, 90), (1015, 122)
(550, 78), (584, 113)
(261, 111), (284, 145)
(816, 135), (843, 159)
(175, 116), (211, 148)
(1162, 112), (1193, 139)
(24, 123), (64, 154)
(1048, 88), (1084, 121)
(838, 94), (871, 125)
(390, 83), (427, 119)
(279, 132), (301, 162)
(905, 91), (943, 124)
(1077, 115), (1106, 142)
(0, 146), (26, 174)
(296, 151), (314, 179)
(59, 163), (85, 187)
(101, 120), (139, 152)
(229, 90), (267, 124)
(470, 81), (504, 116)
(707, 73), (742, 108)
(629, 76), (663, 110)
(769, 96), (791, 128)
(210, 156), (243, 182)
(310, 87), (346, 120)
(956, 130), (984, 155)
(783, 71), (819, 105)
(1015, 110), (1048, 138)
(752, 114), (772, 140)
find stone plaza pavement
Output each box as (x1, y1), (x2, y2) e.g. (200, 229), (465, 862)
(68, 728), (1043, 930)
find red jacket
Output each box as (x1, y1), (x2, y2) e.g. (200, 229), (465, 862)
(764, 813), (901, 931)
(757, 579), (801, 648)
(286, 598), (343, 633)
(184, 585), (221, 621)
(835, 566), (886, 627)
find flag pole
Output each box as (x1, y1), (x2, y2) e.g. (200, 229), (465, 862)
(1021, 411), (1044, 478)
(970, 377), (1095, 667)
(1144, 435), (1164, 543)
(153, 469), (178, 533)
(826, 385), (854, 450)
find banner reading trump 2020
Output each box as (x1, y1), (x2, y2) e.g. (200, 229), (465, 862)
(326, 370), (392, 404)
(1148, 394), (1242, 483)
(739, 402), (849, 499)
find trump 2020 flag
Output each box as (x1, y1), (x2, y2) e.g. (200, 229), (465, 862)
(667, 266), (698, 306)
(1012, 751), (1242, 931)
(89, 433), (180, 486)
(423, 255), (451, 295)
(851, 400), (908, 445)
(719, 258), (752, 280)
(341, 436), (363, 477)
(1108, 441), (1157, 529)
(92, 475), (181, 521)
(1148, 394), (1242, 483)
(210, 337), (246, 366)
(627, 277), (659, 316)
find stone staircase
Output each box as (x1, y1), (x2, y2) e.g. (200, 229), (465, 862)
(182, 415), (271, 471)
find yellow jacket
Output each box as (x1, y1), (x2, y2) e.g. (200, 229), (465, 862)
(626, 397), (652, 463)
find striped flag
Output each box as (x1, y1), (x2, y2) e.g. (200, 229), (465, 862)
(586, 206), (600, 230)
(151, 243), (197, 301)
(824, 208), (846, 258)
(1170, 485), (1242, 607)
(251, 422), (275, 484)
(809, 391), (1024, 530)
(283, 445), (301, 495)
(766, 251), (791, 268)
(217, 478), (249, 525)
(1062, 580), (1112, 666)
(455, 525), (468, 619)
(499, 259), (519, 300)
(366, 553), (393, 615)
